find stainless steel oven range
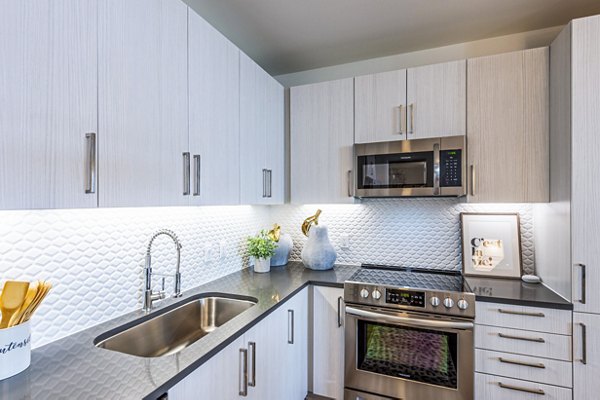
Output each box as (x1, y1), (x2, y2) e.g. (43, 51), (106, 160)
(344, 265), (475, 400)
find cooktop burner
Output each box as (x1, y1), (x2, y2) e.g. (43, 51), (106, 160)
(344, 263), (475, 318)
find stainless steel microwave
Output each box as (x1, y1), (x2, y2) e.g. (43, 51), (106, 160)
(354, 136), (466, 198)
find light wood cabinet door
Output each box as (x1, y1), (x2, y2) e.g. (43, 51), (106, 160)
(312, 286), (345, 400)
(407, 60), (466, 139)
(188, 9), (240, 205)
(572, 15), (600, 314)
(0, 0), (98, 209)
(98, 0), (189, 207)
(291, 79), (354, 204)
(355, 70), (407, 143)
(467, 48), (549, 203)
(240, 53), (284, 205)
(168, 335), (246, 400)
(573, 312), (600, 400)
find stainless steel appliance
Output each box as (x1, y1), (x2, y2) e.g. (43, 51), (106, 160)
(354, 136), (466, 198)
(344, 265), (475, 400)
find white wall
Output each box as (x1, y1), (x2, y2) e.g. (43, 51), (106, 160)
(276, 26), (562, 87)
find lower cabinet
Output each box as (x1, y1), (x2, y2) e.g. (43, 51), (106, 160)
(168, 288), (308, 400)
(573, 312), (600, 400)
(312, 286), (345, 400)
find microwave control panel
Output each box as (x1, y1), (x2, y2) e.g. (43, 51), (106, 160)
(385, 289), (425, 308)
(440, 149), (462, 187)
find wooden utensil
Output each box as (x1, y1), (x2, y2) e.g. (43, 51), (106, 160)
(21, 281), (52, 323)
(0, 281), (30, 329)
(10, 282), (39, 327)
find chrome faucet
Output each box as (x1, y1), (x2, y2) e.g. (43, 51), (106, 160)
(143, 229), (183, 312)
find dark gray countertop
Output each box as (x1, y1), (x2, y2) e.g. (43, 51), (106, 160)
(466, 276), (572, 310)
(0, 262), (358, 400)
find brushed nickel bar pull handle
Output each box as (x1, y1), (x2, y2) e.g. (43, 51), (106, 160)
(347, 170), (353, 197)
(399, 104), (406, 135)
(268, 169), (272, 198)
(85, 133), (96, 194)
(337, 296), (344, 327)
(575, 263), (586, 304)
(498, 357), (545, 369)
(470, 164), (476, 196)
(239, 348), (248, 396)
(248, 341), (256, 387)
(288, 309), (294, 344)
(182, 152), (190, 196)
(498, 309), (545, 318)
(498, 332), (545, 343)
(193, 155), (201, 196)
(408, 103), (414, 134)
(262, 169), (267, 198)
(498, 382), (545, 395)
(580, 322), (587, 365)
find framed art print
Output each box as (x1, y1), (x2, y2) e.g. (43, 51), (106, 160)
(460, 213), (522, 278)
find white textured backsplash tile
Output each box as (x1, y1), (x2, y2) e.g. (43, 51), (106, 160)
(267, 199), (534, 274)
(0, 199), (535, 348)
(0, 206), (267, 348)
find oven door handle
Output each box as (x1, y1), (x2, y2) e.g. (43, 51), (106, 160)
(345, 306), (474, 330)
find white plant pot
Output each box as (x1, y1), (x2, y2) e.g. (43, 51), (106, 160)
(253, 257), (271, 273)
(0, 321), (31, 380)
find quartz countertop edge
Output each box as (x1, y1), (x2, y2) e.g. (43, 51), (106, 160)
(0, 262), (358, 400)
(466, 276), (573, 310)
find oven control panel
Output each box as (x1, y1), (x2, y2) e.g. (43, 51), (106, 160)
(385, 289), (425, 308)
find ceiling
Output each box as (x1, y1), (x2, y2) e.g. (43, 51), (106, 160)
(185, 0), (600, 76)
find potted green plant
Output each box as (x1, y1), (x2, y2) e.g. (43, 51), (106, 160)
(247, 230), (277, 273)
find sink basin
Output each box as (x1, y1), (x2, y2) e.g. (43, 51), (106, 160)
(94, 294), (257, 358)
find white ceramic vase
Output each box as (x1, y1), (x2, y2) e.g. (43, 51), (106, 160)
(271, 233), (293, 267)
(301, 225), (337, 270)
(253, 257), (271, 273)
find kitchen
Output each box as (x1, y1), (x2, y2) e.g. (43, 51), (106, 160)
(0, 0), (598, 399)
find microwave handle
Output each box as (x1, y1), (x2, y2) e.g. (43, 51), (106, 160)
(345, 305), (474, 330)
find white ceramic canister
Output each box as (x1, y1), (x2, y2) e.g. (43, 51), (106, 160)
(0, 321), (31, 380)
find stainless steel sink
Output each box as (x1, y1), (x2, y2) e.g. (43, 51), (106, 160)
(94, 294), (257, 358)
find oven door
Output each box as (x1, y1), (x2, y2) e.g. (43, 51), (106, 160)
(345, 305), (474, 400)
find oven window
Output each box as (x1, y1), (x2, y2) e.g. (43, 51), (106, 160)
(356, 320), (458, 389)
(357, 152), (433, 189)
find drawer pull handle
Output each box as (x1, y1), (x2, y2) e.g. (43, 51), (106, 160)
(498, 309), (545, 317)
(498, 357), (545, 369)
(498, 382), (545, 395)
(580, 322), (587, 365)
(498, 333), (545, 343)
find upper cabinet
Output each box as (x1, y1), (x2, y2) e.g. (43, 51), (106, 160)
(467, 48), (549, 203)
(0, 0), (98, 210)
(240, 53), (285, 205)
(354, 60), (466, 143)
(355, 69), (407, 143)
(406, 60), (466, 139)
(291, 79), (355, 204)
(98, 0), (189, 207)
(188, 10), (240, 206)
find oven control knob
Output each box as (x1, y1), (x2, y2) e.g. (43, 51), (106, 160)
(430, 296), (440, 307)
(372, 289), (382, 300)
(360, 288), (370, 299)
(443, 297), (454, 309)
(457, 299), (469, 310)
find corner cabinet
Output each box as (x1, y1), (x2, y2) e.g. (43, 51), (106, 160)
(0, 0), (98, 209)
(168, 288), (308, 400)
(240, 53), (285, 205)
(354, 60), (466, 143)
(188, 9), (241, 205)
(98, 0), (189, 207)
(311, 286), (345, 400)
(467, 48), (549, 203)
(290, 79), (354, 204)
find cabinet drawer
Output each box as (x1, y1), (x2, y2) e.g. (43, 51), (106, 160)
(475, 373), (572, 400)
(475, 325), (571, 361)
(475, 349), (572, 388)
(476, 301), (571, 334)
